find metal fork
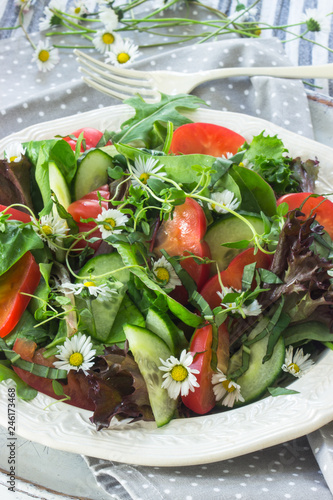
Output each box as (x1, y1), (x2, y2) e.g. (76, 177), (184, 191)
(74, 49), (333, 103)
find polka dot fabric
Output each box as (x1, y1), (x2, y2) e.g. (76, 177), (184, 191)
(85, 436), (332, 500)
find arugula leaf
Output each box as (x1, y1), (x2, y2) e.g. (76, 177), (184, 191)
(111, 93), (206, 147)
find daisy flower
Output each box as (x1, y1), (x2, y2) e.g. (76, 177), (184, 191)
(152, 255), (182, 290)
(241, 299), (262, 317)
(31, 212), (68, 251)
(96, 208), (128, 239)
(131, 156), (166, 188)
(39, 0), (67, 31)
(208, 190), (240, 214)
(61, 280), (117, 302)
(99, 5), (118, 30)
(217, 287), (239, 313)
(282, 346), (314, 378)
(217, 288), (262, 317)
(31, 40), (59, 73)
(159, 349), (200, 399)
(211, 369), (245, 407)
(70, 1), (91, 16)
(105, 39), (141, 66)
(4, 142), (26, 163)
(93, 28), (118, 54)
(301, 8), (331, 33)
(53, 332), (96, 375)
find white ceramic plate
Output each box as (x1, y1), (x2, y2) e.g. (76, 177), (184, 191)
(1, 105), (333, 467)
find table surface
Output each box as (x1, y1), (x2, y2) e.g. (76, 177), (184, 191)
(1, 1), (333, 499)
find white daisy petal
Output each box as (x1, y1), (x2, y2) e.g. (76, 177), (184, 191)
(282, 346), (314, 378)
(53, 332), (96, 375)
(152, 255), (182, 290)
(105, 39), (141, 67)
(208, 190), (240, 214)
(60, 280), (117, 302)
(93, 28), (118, 54)
(211, 369), (244, 407)
(301, 8), (331, 32)
(131, 156), (166, 188)
(32, 40), (59, 73)
(158, 349), (199, 400)
(4, 142), (26, 163)
(99, 5), (118, 30)
(96, 208), (128, 239)
(31, 212), (68, 250)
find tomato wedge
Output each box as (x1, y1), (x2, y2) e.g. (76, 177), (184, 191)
(169, 122), (246, 157)
(277, 192), (333, 239)
(200, 248), (272, 310)
(154, 198), (210, 290)
(0, 252), (41, 338)
(182, 322), (229, 415)
(0, 204), (31, 223)
(67, 185), (110, 250)
(63, 127), (111, 152)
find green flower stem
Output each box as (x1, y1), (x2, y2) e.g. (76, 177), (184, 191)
(18, 6), (36, 50)
(52, 44), (93, 48)
(50, 9), (96, 33)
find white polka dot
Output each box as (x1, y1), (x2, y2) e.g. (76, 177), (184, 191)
(223, 470), (229, 473)
(169, 478), (176, 482)
(223, 48), (229, 54)
(266, 477), (273, 481)
(283, 101), (288, 106)
(150, 61), (156, 66)
(39, 111), (45, 117)
(225, 96), (230, 101)
(238, 57), (243, 62)
(190, 482), (198, 486)
(228, 84), (233, 89)
(210, 87), (216, 92)
(164, 490), (170, 494)
(240, 104), (245, 109)
(284, 495), (291, 499)
(213, 488), (220, 492)
(148, 474), (154, 478)
(256, 109), (261, 115)
(284, 120), (290, 125)
(61, 104), (66, 109)
(82, 97), (88, 102)
(17, 117), (22, 123)
(262, 487), (269, 492)
(235, 494), (242, 499)
(244, 89), (249, 95)
(22, 103), (28, 108)
(206, 100), (211, 105)
(142, 484), (149, 489)
(187, 57), (193, 62)
(44, 96), (50, 101)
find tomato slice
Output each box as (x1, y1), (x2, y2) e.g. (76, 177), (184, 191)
(0, 204), (31, 223)
(200, 248), (272, 310)
(181, 323), (229, 414)
(154, 198), (210, 290)
(63, 127), (111, 152)
(169, 122), (246, 157)
(0, 252), (41, 338)
(67, 185), (110, 250)
(277, 192), (333, 239)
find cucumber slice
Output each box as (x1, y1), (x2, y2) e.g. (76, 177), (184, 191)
(204, 214), (265, 272)
(48, 161), (71, 210)
(124, 324), (177, 427)
(107, 295), (145, 344)
(77, 252), (130, 284)
(74, 148), (115, 200)
(146, 307), (187, 355)
(227, 331), (285, 405)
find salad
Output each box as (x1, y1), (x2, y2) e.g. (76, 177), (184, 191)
(1, 93), (333, 431)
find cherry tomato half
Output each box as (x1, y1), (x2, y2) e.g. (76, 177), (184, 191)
(63, 127), (111, 153)
(0, 204), (31, 223)
(277, 192), (333, 239)
(182, 322), (229, 415)
(169, 122), (246, 157)
(0, 252), (41, 338)
(200, 248), (272, 310)
(67, 185), (110, 250)
(154, 198), (210, 290)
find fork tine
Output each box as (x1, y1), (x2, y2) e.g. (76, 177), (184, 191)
(74, 49), (149, 81)
(77, 58), (152, 89)
(78, 66), (157, 98)
(81, 76), (159, 103)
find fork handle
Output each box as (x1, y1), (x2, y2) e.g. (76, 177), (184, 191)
(190, 63), (333, 88)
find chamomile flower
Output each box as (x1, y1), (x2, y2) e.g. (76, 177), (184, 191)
(53, 332), (96, 375)
(105, 39), (141, 66)
(208, 190), (240, 214)
(31, 212), (68, 251)
(4, 142), (26, 163)
(61, 280), (117, 302)
(282, 346), (314, 378)
(301, 8), (331, 33)
(159, 349), (200, 399)
(93, 28), (118, 54)
(70, 0), (92, 16)
(39, 0), (66, 31)
(32, 40), (59, 73)
(217, 287), (239, 313)
(240, 299), (262, 317)
(99, 5), (118, 30)
(152, 255), (182, 290)
(217, 288), (262, 317)
(131, 156), (166, 188)
(96, 208), (128, 239)
(211, 369), (244, 407)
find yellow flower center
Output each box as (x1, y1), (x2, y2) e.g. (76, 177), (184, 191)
(254, 28), (262, 36)
(38, 50), (50, 63)
(222, 379), (236, 393)
(155, 267), (170, 283)
(41, 224), (53, 236)
(74, 7), (81, 14)
(171, 365), (188, 382)
(9, 156), (18, 162)
(117, 52), (130, 64)
(288, 362), (300, 373)
(69, 352), (84, 367)
(102, 33), (115, 45)
(84, 281), (96, 287)
(139, 172), (150, 184)
(103, 217), (116, 230)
